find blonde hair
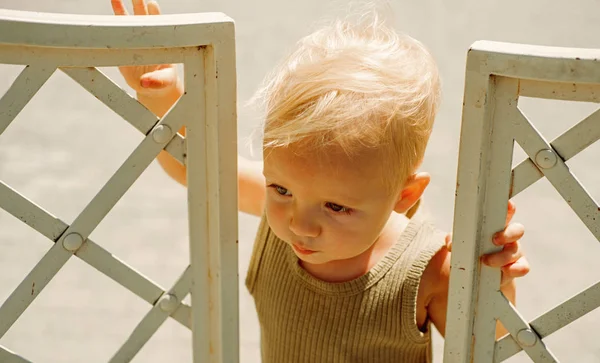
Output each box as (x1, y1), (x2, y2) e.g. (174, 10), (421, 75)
(254, 12), (441, 193)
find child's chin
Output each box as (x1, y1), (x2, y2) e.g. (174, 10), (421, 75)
(295, 252), (328, 264)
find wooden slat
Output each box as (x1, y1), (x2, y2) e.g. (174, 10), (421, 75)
(164, 133), (186, 165)
(0, 45), (190, 67)
(0, 65), (55, 135)
(0, 241), (71, 338)
(61, 67), (186, 165)
(61, 67), (159, 134)
(185, 47), (212, 363)
(210, 31), (240, 363)
(0, 10), (233, 49)
(0, 181), (67, 241)
(519, 79), (600, 103)
(186, 35), (239, 362)
(470, 77), (520, 362)
(443, 58), (494, 363)
(551, 108), (600, 161)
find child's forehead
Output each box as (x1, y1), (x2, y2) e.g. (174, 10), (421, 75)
(263, 146), (393, 196)
(264, 145), (381, 171)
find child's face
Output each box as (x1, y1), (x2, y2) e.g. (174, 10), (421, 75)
(263, 146), (400, 265)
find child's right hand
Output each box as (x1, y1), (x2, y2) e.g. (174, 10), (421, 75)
(111, 0), (181, 98)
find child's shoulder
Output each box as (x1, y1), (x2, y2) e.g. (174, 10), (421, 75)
(407, 214), (450, 291)
(414, 220), (450, 311)
(421, 238), (451, 295)
(392, 213), (450, 329)
(390, 213), (449, 295)
(397, 212), (447, 256)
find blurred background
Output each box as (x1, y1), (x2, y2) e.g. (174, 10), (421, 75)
(0, 0), (599, 362)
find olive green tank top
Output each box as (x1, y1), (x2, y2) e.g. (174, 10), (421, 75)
(246, 215), (445, 363)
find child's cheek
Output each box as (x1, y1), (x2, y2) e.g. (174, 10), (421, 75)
(265, 198), (289, 238)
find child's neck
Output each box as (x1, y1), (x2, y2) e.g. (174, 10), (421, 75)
(300, 213), (409, 283)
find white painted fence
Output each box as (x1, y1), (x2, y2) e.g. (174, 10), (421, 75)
(444, 41), (600, 362)
(0, 9), (238, 363)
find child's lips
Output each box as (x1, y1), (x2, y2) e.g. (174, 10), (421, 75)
(292, 243), (317, 255)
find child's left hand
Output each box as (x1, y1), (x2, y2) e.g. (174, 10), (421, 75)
(446, 201), (530, 286)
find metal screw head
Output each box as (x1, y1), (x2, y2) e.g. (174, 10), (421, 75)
(152, 124), (173, 144)
(516, 328), (538, 347)
(63, 233), (84, 252)
(159, 294), (179, 313)
(535, 149), (557, 169)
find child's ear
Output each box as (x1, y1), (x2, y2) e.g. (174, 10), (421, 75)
(393, 172), (430, 214)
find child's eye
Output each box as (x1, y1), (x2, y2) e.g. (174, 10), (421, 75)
(325, 202), (352, 215)
(271, 185), (292, 196)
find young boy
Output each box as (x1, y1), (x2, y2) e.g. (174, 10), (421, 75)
(112, 1), (530, 361)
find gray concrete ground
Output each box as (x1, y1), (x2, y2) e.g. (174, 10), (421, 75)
(0, 0), (599, 362)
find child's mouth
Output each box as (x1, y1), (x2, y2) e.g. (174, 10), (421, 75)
(292, 244), (316, 255)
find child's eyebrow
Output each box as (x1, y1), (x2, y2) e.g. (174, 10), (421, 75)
(328, 193), (361, 206)
(262, 167), (285, 182)
(262, 161), (289, 178)
(262, 168), (276, 178)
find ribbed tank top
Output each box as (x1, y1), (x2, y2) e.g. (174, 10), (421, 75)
(246, 215), (445, 363)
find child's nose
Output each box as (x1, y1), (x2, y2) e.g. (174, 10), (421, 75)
(289, 209), (320, 238)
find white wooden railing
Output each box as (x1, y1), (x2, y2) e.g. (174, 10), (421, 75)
(0, 9), (239, 363)
(444, 41), (600, 362)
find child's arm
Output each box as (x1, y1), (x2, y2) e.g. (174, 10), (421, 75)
(422, 201), (528, 339)
(112, 0), (266, 217)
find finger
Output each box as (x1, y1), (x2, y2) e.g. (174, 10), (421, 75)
(501, 257), (530, 285)
(111, 0), (129, 15)
(132, 0), (149, 15)
(445, 233), (452, 252)
(505, 200), (516, 226)
(482, 242), (522, 268)
(140, 67), (177, 89)
(147, 1), (161, 15)
(493, 223), (524, 246)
